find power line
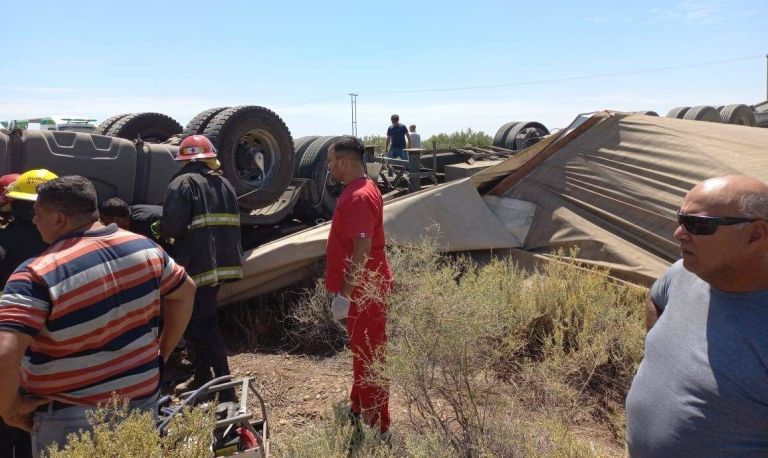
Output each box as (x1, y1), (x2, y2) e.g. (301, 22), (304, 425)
(279, 93), (348, 107)
(277, 54), (763, 106)
(362, 54), (763, 95)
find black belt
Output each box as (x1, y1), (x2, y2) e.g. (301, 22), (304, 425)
(34, 390), (160, 413)
(34, 399), (78, 413)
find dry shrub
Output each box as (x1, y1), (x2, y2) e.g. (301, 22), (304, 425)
(517, 255), (646, 433)
(44, 395), (215, 458)
(378, 240), (644, 455)
(403, 413), (608, 457)
(272, 407), (601, 458)
(286, 279), (348, 354)
(271, 402), (393, 457)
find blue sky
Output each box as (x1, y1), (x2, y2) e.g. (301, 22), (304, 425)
(1, 0), (766, 138)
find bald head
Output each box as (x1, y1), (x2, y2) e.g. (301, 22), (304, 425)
(677, 175), (768, 291)
(687, 175), (768, 219)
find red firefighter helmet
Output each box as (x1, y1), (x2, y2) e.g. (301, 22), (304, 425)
(0, 173), (20, 205)
(175, 135), (217, 161)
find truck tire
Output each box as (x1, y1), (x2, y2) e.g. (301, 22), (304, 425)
(720, 104), (755, 126)
(105, 112), (183, 143)
(297, 136), (341, 219)
(492, 122), (519, 147)
(293, 135), (320, 175)
(683, 106), (721, 123)
(633, 110), (659, 116)
(504, 121), (549, 150)
(94, 113), (129, 136)
(182, 107), (228, 137)
(666, 107), (690, 119)
(203, 106), (294, 209)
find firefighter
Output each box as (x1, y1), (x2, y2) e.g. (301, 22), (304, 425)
(0, 169), (58, 286)
(0, 173), (20, 227)
(0, 169), (58, 458)
(158, 135), (243, 398)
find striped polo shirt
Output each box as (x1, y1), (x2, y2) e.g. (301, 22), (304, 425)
(0, 224), (186, 406)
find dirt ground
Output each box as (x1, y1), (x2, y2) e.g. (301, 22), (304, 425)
(226, 350), (412, 429)
(221, 349), (624, 456)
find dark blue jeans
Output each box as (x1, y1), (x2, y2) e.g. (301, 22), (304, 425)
(387, 147), (407, 160)
(185, 285), (230, 378)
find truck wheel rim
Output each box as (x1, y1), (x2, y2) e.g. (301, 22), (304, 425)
(235, 128), (281, 187)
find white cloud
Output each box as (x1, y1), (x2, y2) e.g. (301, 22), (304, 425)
(0, 86), (80, 94)
(647, 0), (728, 24)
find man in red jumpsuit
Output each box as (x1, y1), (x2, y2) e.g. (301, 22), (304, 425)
(325, 136), (392, 434)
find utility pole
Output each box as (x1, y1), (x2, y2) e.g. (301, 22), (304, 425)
(349, 93), (358, 137)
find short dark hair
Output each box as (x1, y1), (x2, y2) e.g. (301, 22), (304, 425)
(99, 197), (130, 218)
(391, 114), (399, 121)
(36, 176), (98, 216)
(329, 136), (365, 162)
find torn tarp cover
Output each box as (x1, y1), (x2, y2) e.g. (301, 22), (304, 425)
(219, 112), (768, 304)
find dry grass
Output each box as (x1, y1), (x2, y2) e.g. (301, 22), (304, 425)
(46, 240), (643, 457)
(44, 395), (216, 458)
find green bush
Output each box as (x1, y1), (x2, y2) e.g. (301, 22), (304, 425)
(422, 128), (493, 150)
(362, 129), (493, 152)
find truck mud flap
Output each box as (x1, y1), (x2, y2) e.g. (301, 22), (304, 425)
(239, 178), (309, 226)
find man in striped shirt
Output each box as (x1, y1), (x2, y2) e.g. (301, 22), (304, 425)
(0, 176), (196, 456)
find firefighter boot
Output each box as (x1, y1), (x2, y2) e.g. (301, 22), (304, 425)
(174, 368), (213, 395)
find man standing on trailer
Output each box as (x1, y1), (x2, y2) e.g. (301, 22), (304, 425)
(408, 124), (421, 148)
(159, 135), (243, 399)
(325, 135), (393, 435)
(385, 114), (411, 160)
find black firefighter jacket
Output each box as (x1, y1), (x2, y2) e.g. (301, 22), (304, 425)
(159, 161), (243, 287)
(0, 202), (47, 287)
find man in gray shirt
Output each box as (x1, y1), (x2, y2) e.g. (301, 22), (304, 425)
(626, 175), (768, 457)
(409, 124), (421, 148)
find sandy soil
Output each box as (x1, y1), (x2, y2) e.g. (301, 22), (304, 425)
(218, 349), (624, 456)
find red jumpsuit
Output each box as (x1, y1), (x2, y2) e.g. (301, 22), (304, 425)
(326, 177), (392, 432)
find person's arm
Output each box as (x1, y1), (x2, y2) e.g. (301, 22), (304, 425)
(159, 178), (193, 238)
(405, 130), (412, 149)
(0, 331), (31, 417)
(159, 274), (195, 362)
(644, 292), (662, 331)
(340, 237), (372, 298)
(0, 268), (52, 430)
(0, 331), (47, 431)
(385, 135), (390, 152)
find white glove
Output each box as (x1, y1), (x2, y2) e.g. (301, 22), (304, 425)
(330, 294), (351, 321)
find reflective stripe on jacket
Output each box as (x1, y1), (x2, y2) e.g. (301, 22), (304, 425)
(159, 161), (243, 287)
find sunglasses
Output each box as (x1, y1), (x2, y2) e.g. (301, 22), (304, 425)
(676, 211), (760, 235)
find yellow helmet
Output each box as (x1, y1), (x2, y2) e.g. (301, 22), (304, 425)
(6, 169), (59, 201)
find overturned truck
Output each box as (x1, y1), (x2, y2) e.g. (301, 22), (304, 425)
(0, 106), (331, 227)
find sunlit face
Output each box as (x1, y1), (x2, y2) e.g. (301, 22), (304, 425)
(674, 189), (752, 283)
(32, 201), (64, 243)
